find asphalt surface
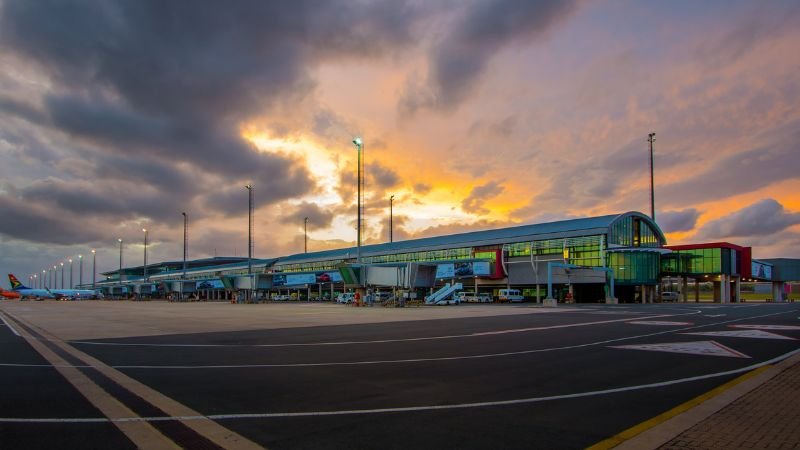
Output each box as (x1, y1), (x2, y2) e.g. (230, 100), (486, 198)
(2, 302), (799, 449)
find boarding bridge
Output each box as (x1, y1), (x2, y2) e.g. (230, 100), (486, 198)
(425, 282), (463, 304)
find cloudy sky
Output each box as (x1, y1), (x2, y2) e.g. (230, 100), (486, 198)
(1, 0), (799, 285)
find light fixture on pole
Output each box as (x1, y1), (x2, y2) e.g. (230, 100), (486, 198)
(352, 136), (363, 263)
(60, 262), (64, 289)
(142, 228), (148, 283)
(648, 132), (656, 221)
(118, 238), (123, 287)
(245, 185), (253, 278)
(69, 258), (73, 289)
(389, 194), (395, 243)
(78, 254), (83, 286)
(304, 217), (309, 253)
(181, 212), (188, 279)
(91, 249), (96, 288)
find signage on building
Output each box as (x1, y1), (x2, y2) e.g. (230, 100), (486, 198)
(435, 262), (491, 279)
(196, 279), (224, 289)
(751, 261), (772, 280)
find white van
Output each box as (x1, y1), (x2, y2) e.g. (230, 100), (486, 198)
(336, 292), (355, 304)
(498, 289), (525, 303)
(661, 291), (680, 301)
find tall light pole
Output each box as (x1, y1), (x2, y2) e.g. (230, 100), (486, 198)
(245, 185), (253, 278)
(69, 258), (73, 289)
(52, 266), (56, 288)
(41, 270), (45, 289)
(648, 132), (656, 221)
(142, 228), (148, 283)
(91, 249), (96, 288)
(60, 262), (64, 289)
(389, 194), (395, 243)
(304, 217), (309, 253)
(118, 238), (123, 287)
(78, 255), (83, 286)
(181, 212), (188, 279)
(352, 137), (363, 263)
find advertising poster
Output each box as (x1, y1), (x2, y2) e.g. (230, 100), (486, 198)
(751, 261), (772, 280)
(286, 273), (317, 286)
(435, 263), (455, 279)
(196, 279), (224, 289)
(437, 262), (492, 278)
(316, 272), (343, 283)
(272, 274), (286, 286)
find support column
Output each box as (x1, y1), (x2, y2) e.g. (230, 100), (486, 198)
(724, 275), (732, 303)
(682, 276), (689, 302)
(734, 276), (741, 303)
(772, 282), (785, 302)
(713, 279), (721, 303)
(695, 278), (700, 303)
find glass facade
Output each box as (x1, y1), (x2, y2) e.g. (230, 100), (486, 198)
(608, 252), (660, 285)
(507, 235), (605, 267)
(661, 247), (737, 275)
(609, 216), (661, 248)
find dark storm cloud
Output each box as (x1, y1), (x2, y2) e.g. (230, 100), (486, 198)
(0, 0), (428, 233)
(0, 194), (105, 244)
(278, 202), (335, 231)
(400, 0), (578, 115)
(17, 178), (185, 222)
(698, 199), (800, 239)
(660, 136), (799, 206)
(367, 163), (401, 190)
(462, 181), (504, 215)
(658, 208), (700, 233)
(525, 137), (674, 215)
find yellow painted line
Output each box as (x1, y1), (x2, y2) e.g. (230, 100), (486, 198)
(586, 365), (771, 450)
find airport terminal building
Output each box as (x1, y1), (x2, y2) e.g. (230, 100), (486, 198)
(95, 211), (797, 304)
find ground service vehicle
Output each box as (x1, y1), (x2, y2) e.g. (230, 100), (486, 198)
(498, 289), (525, 303)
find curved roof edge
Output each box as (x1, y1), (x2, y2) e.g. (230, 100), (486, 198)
(608, 211), (668, 246)
(278, 211), (660, 265)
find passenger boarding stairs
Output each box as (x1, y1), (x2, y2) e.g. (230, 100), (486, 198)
(425, 282), (463, 305)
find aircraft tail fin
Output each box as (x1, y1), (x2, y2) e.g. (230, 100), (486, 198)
(8, 274), (30, 290)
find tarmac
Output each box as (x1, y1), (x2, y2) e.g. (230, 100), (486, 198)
(2, 300), (799, 449)
(591, 338), (800, 450)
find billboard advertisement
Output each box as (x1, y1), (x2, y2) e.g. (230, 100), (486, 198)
(436, 262), (492, 278)
(316, 271), (343, 283)
(272, 273), (339, 286)
(751, 261), (772, 280)
(196, 279), (224, 289)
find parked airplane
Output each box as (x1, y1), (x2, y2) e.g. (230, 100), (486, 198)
(0, 288), (21, 299)
(7, 274), (103, 300)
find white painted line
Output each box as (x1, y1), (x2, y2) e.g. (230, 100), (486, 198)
(7, 310), (792, 370)
(611, 340), (750, 358)
(627, 321), (693, 326)
(730, 324), (800, 331)
(683, 330), (796, 340)
(71, 314), (689, 348)
(1, 348), (797, 423)
(703, 314), (726, 318)
(0, 314), (21, 337)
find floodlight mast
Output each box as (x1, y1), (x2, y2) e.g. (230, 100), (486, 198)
(352, 137), (363, 264)
(648, 132), (656, 221)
